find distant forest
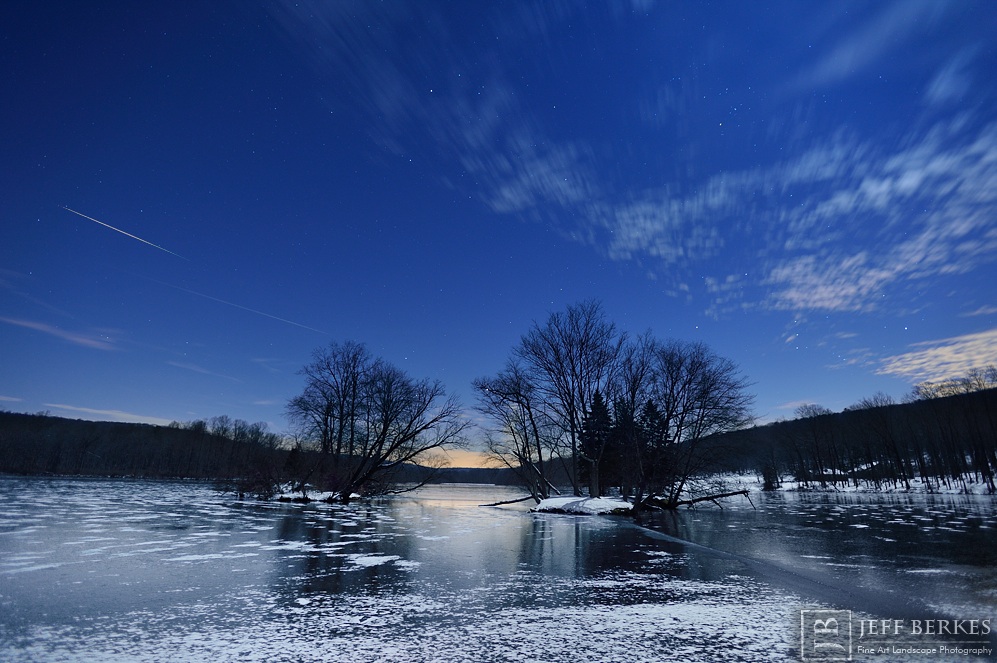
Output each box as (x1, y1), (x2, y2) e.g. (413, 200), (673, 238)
(0, 412), (515, 488)
(725, 385), (997, 492)
(0, 413), (281, 480)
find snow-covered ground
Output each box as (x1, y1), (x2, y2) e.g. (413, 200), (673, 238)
(738, 472), (997, 496)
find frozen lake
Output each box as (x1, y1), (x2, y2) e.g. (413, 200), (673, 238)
(1, 477), (994, 662)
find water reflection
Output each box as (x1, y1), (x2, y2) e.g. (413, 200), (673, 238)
(647, 491), (997, 616)
(1, 477), (993, 662)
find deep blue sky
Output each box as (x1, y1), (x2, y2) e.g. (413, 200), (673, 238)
(3, 1), (996, 451)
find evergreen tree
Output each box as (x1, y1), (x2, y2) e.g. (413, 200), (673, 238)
(579, 390), (613, 497)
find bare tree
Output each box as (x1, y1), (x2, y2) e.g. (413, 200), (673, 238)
(287, 340), (369, 457)
(794, 404), (841, 487)
(852, 392), (911, 489)
(631, 339), (754, 510)
(286, 341), (469, 503)
(907, 364), (997, 400)
(515, 300), (625, 495)
(209, 415), (233, 439)
(473, 361), (559, 503)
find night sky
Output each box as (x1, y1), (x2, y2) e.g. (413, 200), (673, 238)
(3, 2), (996, 455)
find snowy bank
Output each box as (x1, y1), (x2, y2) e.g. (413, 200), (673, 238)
(733, 473), (997, 496)
(532, 496), (632, 515)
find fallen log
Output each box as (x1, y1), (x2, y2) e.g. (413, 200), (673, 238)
(673, 489), (750, 508)
(479, 495), (538, 507)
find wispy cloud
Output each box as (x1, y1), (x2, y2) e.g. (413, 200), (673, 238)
(0, 269), (82, 322)
(765, 253), (888, 313)
(0, 317), (117, 350)
(267, 1), (426, 152)
(926, 46), (978, 106)
(268, 1), (599, 227)
(876, 328), (997, 383)
(962, 306), (997, 317)
(788, 0), (952, 91)
(764, 119), (997, 313)
(167, 361), (242, 382)
(478, 135), (597, 216)
(0, 395), (24, 403)
(775, 400), (818, 413)
(43, 403), (174, 426)
(584, 115), (997, 315)
(269, 1), (997, 321)
(251, 358), (289, 374)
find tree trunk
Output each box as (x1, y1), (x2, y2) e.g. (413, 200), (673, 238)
(589, 460), (600, 498)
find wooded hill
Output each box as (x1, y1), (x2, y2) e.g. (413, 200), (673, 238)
(0, 412), (281, 479)
(725, 387), (997, 492)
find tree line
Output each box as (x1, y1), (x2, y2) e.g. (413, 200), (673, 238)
(724, 366), (997, 493)
(0, 408), (522, 496)
(0, 411), (283, 480)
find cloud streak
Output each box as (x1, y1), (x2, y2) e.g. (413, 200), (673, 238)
(582, 115), (997, 315)
(876, 328), (997, 384)
(0, 317), (116, 350)
(166, 361), (242, 382)
(43, 403), (175, 426)
(788, 0), (951, 92)
(762, 119), (997, 313)
(963, 306), (997, 318)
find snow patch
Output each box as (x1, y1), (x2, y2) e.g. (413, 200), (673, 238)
(347, 554), (401, 568)
(532, 496), (632, 515)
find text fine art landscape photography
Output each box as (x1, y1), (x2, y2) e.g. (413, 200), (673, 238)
(2, 1), (997, 662)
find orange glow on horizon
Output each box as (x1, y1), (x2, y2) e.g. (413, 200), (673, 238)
(442, 449), (494, 469)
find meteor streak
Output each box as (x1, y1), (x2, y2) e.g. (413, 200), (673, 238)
(61, 206), (188, 260)
(150, 279), (327, 335)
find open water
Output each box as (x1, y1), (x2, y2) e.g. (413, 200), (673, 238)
(0, 477), (994, 661)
